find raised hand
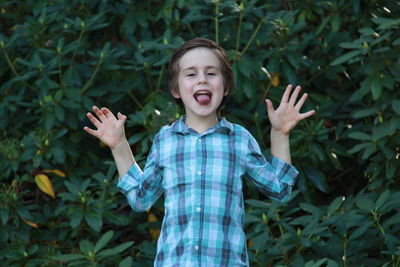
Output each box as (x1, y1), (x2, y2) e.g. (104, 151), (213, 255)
(265, 84), (315, 136)
(84, 106), (128, 149)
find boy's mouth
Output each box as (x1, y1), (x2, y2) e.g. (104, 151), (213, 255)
(194, 90), (212, 105)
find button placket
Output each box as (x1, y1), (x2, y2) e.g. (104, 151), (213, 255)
(194, 136), (203, 252)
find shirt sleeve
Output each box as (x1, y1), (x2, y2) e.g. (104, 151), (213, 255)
(117, 133), (163, 212)
(244, 133), (298, 202)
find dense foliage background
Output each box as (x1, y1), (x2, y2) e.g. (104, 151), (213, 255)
(1, 0), (399, 266)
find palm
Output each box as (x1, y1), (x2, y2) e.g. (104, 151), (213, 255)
(266, 85), (315, 135)
(84, 106), (127, 149)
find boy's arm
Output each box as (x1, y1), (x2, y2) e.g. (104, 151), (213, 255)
(266, 84), (315, 164)
(85, 106), (163, 211)
(84, 106), (136, 177)
(270, 129), (291, 164)
(110, 138), (135, 178)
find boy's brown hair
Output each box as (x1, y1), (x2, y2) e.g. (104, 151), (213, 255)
(168, 38), (234, 110)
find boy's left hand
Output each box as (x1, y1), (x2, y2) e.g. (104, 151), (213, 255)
(266, 84), (315, 136)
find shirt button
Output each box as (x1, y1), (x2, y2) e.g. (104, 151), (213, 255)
(196, 207), (201, 212)
(196, 171), (202, 176)
(195, 245), (199, 250)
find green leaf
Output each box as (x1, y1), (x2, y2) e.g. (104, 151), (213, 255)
(252, 231), (269, 250)
(0, 208), (9, 224)
(53, 254), (86, 261)
(299, 203), (319, 214)
(348, 143), (370, 154)
(79, 239), (93, 255)
(282, 62), (298, 85)
(316, 15), (332, 35)
(356, 197), (374, 211)
(303, 165), (330, 193)
(70, 209), (83, 229)
(54, 105), (65, 121)
(383, 213), (400, 227)
(372, 17), (400, 30)
(385, 160), (396, 180)
(330, 50), (361, 66)
(358, 27), (375, 35)
(119, 256), (133, 267)
(349, 221), (373, 240)
(327, 196), (344, 217)
(375, 191), (390, 210)
(245, 199), (270, 209)
(331, 14), (341, 32)
(348, 131), (371, 141)
(352, 108), (378, 118)
(340, 42), (363, 49)
(392, 100), (400, 115)
(370, 75), (382, 100)
(313, 258), (328, 267)
(326, 259), (340, 267)
(305, 258), (328, 267)
(85, 211), (102, 232)
(97, 241), (134, 258)
(237, 59), (253, 78)
(362, 143), (377, 159)
(94, 230), (114, 253)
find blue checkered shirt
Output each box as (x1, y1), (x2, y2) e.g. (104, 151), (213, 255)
(117, 117), (298, 267)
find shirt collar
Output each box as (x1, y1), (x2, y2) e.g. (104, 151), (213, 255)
(171, 116), (233, 135)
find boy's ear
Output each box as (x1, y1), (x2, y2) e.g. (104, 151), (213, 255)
(171, 89), (181, 99)
(224, 88), (229, 96)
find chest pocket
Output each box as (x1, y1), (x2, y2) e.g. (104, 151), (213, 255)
(161, 156), (195, 190)
(202, 148), (245, 193)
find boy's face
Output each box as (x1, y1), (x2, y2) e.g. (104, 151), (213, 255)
(172, 47), (227, 122)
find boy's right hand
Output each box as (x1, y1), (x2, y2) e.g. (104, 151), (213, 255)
(84, 106), (127, 150)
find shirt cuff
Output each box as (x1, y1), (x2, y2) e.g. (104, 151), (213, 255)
(117, 163), (142, 194)
(268, 155), (299, 185)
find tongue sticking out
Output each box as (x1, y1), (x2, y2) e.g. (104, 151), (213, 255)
(195, 93), (211, 105)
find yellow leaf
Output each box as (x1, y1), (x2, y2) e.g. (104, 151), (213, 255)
(148, 213), (160, 240)
(149, 228), (160, 241)
(43, 169), (66, 178)
(271, 72), (280, 87)
(148, 213), (157, 222)
(21, 217), (38, 228)
(35, 174), (56, 198)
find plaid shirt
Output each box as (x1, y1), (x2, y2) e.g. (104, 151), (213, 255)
(117, 117), (298, 267)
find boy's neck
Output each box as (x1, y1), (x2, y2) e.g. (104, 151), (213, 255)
(184, 114), (219, 134)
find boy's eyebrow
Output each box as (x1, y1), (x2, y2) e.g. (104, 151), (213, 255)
(182, 66), (219, 72)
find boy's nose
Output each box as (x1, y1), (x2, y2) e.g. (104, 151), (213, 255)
(197, 72), (208, 83)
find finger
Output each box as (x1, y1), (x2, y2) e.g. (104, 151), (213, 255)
(83, 126), (99, 138)
(294, 92), (308, 111)
(101, 107), (117, 120)
(280, 84), (293, 104)
(299, 110), (316, 120)
(86, 112), (102, 128)
(289, 85), (301, 106)
(92, 106), (107, 122)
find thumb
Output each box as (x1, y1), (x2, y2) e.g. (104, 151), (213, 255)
(117, 112), (127, 123)
(265, 99), (274, 115)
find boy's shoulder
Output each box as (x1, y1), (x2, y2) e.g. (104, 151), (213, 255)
(226, 119), (255, 138)
(154, 117), (255, 141)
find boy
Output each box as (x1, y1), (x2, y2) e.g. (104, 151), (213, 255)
(84, 38), (315, 266)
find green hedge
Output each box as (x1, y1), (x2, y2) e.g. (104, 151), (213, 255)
(0, 0), (399, 266)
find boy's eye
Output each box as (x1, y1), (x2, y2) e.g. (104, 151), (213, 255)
(207, 73), (216, 75)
